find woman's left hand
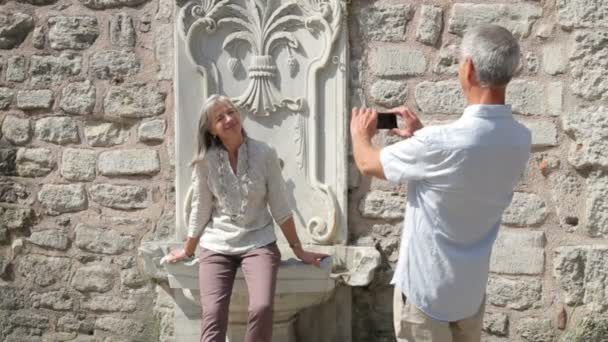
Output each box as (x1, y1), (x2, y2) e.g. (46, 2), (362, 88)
(294, 248), (329, 267)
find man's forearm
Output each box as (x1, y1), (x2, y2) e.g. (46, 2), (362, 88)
(352, 135), (386, 179)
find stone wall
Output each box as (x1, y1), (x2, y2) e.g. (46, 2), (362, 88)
(1, 0), (607, 341)
(0, 0), (176, 341)
(347, 0), (608, 341)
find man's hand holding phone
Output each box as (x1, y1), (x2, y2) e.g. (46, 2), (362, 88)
(384, 106), (423, 138)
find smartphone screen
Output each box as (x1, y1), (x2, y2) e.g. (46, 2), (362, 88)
(376, 113), (398, 129)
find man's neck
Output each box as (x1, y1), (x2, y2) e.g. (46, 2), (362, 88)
(466, 86), (506, 106)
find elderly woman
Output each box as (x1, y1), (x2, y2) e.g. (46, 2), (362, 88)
(165, 94), (327, 342)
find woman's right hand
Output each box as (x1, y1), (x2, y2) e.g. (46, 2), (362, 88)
(163, 249), (190, 264)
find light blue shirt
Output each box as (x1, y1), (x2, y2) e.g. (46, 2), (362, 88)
(380, 104), (531, 321)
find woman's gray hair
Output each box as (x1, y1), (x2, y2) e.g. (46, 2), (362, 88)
(191, 94), (238, 166)
(460, 24), (520, 87)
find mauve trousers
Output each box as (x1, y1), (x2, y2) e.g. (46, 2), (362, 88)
(198, 242), (281, 342)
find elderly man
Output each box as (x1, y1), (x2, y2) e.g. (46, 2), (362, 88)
(350, 25), (531, 342)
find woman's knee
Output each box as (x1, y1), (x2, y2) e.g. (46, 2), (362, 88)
(248, 302), (273, 318)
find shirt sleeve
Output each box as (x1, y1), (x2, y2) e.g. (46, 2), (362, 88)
(380, 133), (436, 184)
(187, 162), (213, 238)
(265, 146), (293, 225)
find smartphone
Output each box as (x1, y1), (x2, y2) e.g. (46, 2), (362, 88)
(376, 112), (398, 129)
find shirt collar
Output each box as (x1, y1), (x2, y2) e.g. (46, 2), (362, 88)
(462, 104), (513, 118)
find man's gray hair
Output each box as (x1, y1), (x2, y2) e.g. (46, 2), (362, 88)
(460, 24), (520, 87)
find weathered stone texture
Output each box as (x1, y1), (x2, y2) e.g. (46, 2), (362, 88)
(563, 107), (608, 169)
(416, 6), (443, 46)
(98, 149), (160, 176)
(89, 183), (148, 209)
(72, 264), (114, 292)
(103, 83), (165, 119)
(490, 230), (545, 275)
(60, 81), (96, 115)
(542, 44), (567, 75)
(29, 53), (82, 87)
(368, 47), (426, 77)
(483, 312), (509, 337)
(370, 81), (407, 108)
(28, 228), (70, 250)
(487, 276), (542, 310)
(35, 117), (79, 145)
(81, 295), (136, 312)
(558, 0), (608, 29)
(79, 0), (150, 10)
(0, 180), (30, 204)
(32, 290), (73, 311)
(502, 192), (548, 226)
(359, 191), (406, 220)
(48, 16), (99, 50)
(74, 224), (135, 255)
(506, 80), (544, 116)
(448, 3), (542, 38)
(16, 255), (71, 287)
(7, 55), (27, 82)
(84, 122), (128, 147)
(415, 81), (465, 115)
(155, 24), (174, 80)
(357, 4), (414, 42)
(16, 148), (55, 177)
(1, 207), (35, 230)
(0, 12), (34, 49)
(61, 148), (96, 181)
(110, 13), (136, 48)
(554, 245), (608, 311)
(0, 148), (18, 176)
(95, 316), (143, 334)
(517, 119), (558, 147)
(38, 184), (87, 214)
(517, 318), (554, 342)
(2, 115), (31, 145)
(0, 87), (14, 109)
(138, 119), (166, 143)
(16, 90), (53, 110)
(569, 31), (608, 102)
(90, 50), (140, 80)
(585, 172), (608, 237)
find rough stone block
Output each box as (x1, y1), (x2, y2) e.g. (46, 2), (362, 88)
(370, 80), (407, 108)
(74, 224), (134, 255)
(98, 149), (160, 176)
(1, 115), (31, 145)
(357, 3), (414, 42)
(16, 90), (53, 110)
(487, 276), (542, 310)
(61, 148), (96, 181)
(0, 12), (34, 49)
(558, 0), (608, 29)
(7, 55), (27, 82)
(448, 3), (542, 38)
(38, 184), (87, 214)
(542, 44), (567, 75)
(28, 228), (69, 250)
(416, 5), (443, 46)
(89, 183), (148, 209)
(110, 13), (135, 48)
(72, 264), (114, 292)
(359, 190), (406, 219)
(16, 148), (55, 177)
(415, 81), (465, 115)
(60, 80), (96, 115)
(35, 117), (79, 145)
(103, 83), (165, 119)
(490, 229), (545, 275)
(569, 31), (608, 102)
(90, 50), (139, 80)
(138, 119), (166, 143)
(369, 46), (426, 77)
(84, 121), (128, 147)
(29, 53), (82, 87)
(563, 107), (608, 170)
(48, 16), (99, 50)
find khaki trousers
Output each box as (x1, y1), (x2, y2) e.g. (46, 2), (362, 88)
(393, 287), (485, 342)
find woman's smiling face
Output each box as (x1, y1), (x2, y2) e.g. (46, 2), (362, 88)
(208, 102), (242, 141)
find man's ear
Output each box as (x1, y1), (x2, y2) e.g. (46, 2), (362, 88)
(465, 58), (479, 87)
